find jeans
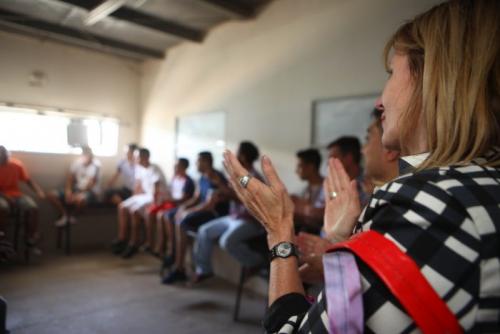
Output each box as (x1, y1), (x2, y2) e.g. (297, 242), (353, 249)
(194, 215), (265, 275)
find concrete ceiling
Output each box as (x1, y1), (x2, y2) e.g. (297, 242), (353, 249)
(0, 0), (272, 60)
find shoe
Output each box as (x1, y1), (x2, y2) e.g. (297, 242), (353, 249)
(161, 254), (175, 269)
(162, 269), (187, 285)
(159, 254), (174, 277)
(111, 239), (127, 255)
(54, 215), (69, 227)
(26, 239), (43, 256)
(191, 272), (214, 284)
(30, 247), (43, 256)
(0, 239), (16, 262)
(121, 245), (139, 259)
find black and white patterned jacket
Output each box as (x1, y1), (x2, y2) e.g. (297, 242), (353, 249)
(264, 149), (500, 333)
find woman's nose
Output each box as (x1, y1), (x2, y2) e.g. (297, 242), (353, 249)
(374, 96), (384, 111)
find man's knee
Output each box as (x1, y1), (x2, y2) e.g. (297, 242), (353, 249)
(219, 233), (237, 252)
(0, 198), (10, 213)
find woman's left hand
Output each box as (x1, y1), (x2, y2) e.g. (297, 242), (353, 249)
(223, 150), (294, 247)
(323, 158), (362, 242)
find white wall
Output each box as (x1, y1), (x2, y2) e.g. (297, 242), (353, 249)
(139, 0), (443, 289)
(140, 0), (443, 192)
(0, 31), (142, 249)
(0, 31), (141, 189)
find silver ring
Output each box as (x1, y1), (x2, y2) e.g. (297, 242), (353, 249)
(329, 191), (338, 199)
(239, 174), (252, 189)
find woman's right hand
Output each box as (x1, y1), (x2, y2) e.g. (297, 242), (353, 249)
(223, 150), (294, 247)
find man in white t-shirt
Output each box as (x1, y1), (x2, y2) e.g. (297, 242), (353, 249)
(104, 143), (138, 205)
(47, 146), (101, 227)
(111, 148), (168, 258)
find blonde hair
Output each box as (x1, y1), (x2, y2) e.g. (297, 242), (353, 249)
(384, 0), (500, 168)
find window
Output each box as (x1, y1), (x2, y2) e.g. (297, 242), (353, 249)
(0, 105), (119, 156)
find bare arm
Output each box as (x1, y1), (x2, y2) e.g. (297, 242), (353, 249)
(65, 173), (74, 195)
(223, 151), (305, 305)
(179, 188), (200, 209)
(267, 219), (304, 305)
(82, 177), (97, 192)
(26, 179), (45, 199)
(107, 170), (121, 188)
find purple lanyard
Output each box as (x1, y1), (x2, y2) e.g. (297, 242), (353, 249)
(323, 251), (364, 334)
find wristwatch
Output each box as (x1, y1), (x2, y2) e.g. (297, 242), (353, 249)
(269, 241), (298, 262)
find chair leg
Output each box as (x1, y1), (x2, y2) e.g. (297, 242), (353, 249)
(23, 211), (30, 264)
(65, 218), (71, 255)
(233, 266), (246, 322)
(0, 296), (7, 334)
(13, 212), (20, 251)
(56, 227), (62, 249)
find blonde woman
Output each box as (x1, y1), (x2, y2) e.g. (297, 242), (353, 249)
(223, 0), (500, 332)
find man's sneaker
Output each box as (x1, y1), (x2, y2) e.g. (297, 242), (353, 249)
(0, 239), (16, 262)
(121, 245), (139, 259)
(26, 240), (42, 256)
(54, 215), (69, 227)
(141, 245), (161, 259)
(191, 272), (214, 284)
(111, 240), (127, 255)
(162, 269), (187, 285)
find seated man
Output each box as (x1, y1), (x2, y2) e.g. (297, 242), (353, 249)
(292, 148), (325, 234)
(297, 109), (400, 284)
(193, 141), (265, 283)
(112, 148), (168, 258)
(104, 143), (138, 205)
(327, 136), (368, 206)
(162, 151), (230, 284)
(149, 158), (195, 257)
(47, 146), (101, 226)
(0, 146), (45, 254)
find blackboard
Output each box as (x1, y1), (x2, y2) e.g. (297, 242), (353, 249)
(175, 111), (226, 178)
(311, 94), (378, 148)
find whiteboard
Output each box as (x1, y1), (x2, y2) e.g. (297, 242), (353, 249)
(175, 111), (226, 179)
(311, 94), (378, 148)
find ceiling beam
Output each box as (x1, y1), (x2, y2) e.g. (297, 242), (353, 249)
(58, 0), (205, 42)
(0, 8), (164, 59)
(199, 0), (256, 18)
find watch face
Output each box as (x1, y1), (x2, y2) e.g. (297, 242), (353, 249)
(277, 243), (292, 257)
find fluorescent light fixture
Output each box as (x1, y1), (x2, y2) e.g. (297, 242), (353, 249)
(84, 0), (129, 26)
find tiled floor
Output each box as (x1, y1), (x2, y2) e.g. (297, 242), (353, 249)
(0, 251), (266, 333)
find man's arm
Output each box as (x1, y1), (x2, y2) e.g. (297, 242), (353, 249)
(107, 169), (121, 188)
(26, 179), (45, 199)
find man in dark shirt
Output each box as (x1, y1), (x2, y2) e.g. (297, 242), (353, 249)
(162, 151), (229, 284)
(192, 142), (265, 283)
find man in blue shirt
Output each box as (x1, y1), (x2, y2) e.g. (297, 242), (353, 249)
(162, 151), (229, 284)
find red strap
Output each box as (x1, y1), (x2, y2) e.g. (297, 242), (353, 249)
(326, 231), (463, 334)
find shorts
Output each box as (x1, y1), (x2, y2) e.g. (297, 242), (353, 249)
(121, 193), (153, 214)
(178, 210), (217, 232)
(0, 195), (38, 213)
(55, 189), (97, 205)
(148, 201), (176, 215)
(104, 187), (133, 202)
(162, 207), (179, 222)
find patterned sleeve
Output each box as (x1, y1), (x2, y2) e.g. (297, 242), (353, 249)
(264, 292), (329, 333)
(264, 170), (484, 333)
(359, 172), (481, 333)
